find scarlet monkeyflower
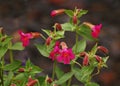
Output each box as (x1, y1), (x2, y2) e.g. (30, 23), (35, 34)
(18, 30), (33, 47)
(57, 48), (75, 64)
(83, 55), (89, 66)
(49, 43), (60, 61)
(83, 22), (102, 38)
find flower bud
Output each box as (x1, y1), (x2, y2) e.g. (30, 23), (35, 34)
(10, 84), (16, 86)
(50, 9), (65, 17)
(46, 37), (52, 46)
(60, 42), (68, 49)
(72, 15), (77, 24)
(97, 46), (108, 54)
(55, 23), (62, 30)
(46, 76), (53, 84)
(18, 68), (25, 72)
(80, 52), (87, 57)
(26, 76), (38, 86)
(31, 32), (41, 38)
(95, 55), (102, 62)
(83, 55), (89, 66)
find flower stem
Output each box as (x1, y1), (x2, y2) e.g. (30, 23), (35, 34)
(0, 57), (4, 86)
(52, 61), (56, 80)
(9, 50), (13, 63)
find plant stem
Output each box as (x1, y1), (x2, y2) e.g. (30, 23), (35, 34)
(0, 57), (4, 86)
(75, 32), (79, 53)
(52, 61), (56, 80)
(9, 50), (13, 63)
(67, 76), (72, 86)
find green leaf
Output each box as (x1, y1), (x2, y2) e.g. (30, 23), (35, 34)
(72, 39), (86, 54)
(35, 44), (49, 57)
(55, 65), (64, 79)
(54, 30), (65, 40)
(89, 44), (98, 56)
(85, 82), (100, 86)
(1, 36), (12, 46)
(65, 10), (74, 17)
(0, 46), (8, 59)
(77, 25), (95, 41)
(37, 76), (46, 86)
(4, 60), (21, 71)
(4, 71), (14, 86)
(9, 42), (24, 50)
(14, 73), (28, 81)
(73, 66), (94, 83)
(42, 29), (51, 36)
(56, 72), (74, 85)
(61, 23), (75, 31)
(31, 65), (42, 74)
(78, 9), (88, 17)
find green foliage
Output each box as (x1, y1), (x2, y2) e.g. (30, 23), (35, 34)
(72, 39), (86, 54)
(61, 23), (75, 31)
(56, 72), (74, 85)
(85, 82), (99, 86)
(77, 25), (95, 40)
(9, 42), (24, 50)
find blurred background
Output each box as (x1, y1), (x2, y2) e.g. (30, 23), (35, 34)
(0, 0), (120, 86)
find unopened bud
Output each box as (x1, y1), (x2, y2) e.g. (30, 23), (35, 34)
(31, 32), (41, 38)
(83, 55), (89, 66)
(80, 52), (87, 57)
(97, 46), (108, 54)
(95, 55), (102, 62)
(55, 23), (62, 30)
(18, 68), (25, 72)
(46, 77), (53, 84)
(60, 42), (68, 49)
(26, 76), (38, 86)
(50, 9), (65, 17)
(46, 37), (52, 46)
(10, 83), (16, 86)
(72, 15), (77, 24)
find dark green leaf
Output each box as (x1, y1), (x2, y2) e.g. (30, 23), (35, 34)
(35, 44), (49, 57)
(2, 36), (12, 46)
(56, 72), (74, 85)
(72, 39), (86, 54)
(37, 76), (46, 86)
(55, 65), (64, 79)
(9, 42), (24, 50)
(4, 60), (21, 71)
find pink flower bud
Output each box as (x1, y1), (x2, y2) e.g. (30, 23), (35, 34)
(50, 9), (65, 17)
(97, 46), (109, 54)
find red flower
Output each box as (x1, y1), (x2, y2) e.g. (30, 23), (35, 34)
(49, 43), (60, 60)
(91, 24), (102, 38)
(57, 48), (75, 64)
(83, 22), (102, 38)
(18, 30), (33, 47)
(50, 9), (65, 17)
